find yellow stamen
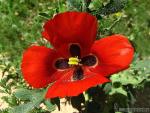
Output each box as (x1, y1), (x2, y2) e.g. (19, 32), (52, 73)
(68, 57), (80, 65)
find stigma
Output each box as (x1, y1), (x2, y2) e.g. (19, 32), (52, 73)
(68, 57), (80, 65)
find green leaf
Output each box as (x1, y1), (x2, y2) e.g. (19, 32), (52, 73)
(9, 101), (39, 113)
(10, 89), (45, 113)
(103, 82), (112, 94)
(0, 108), (9, 113)
(66, 0), (82, 11)
(111, 71), (143, 86)
(14, 89), (45, 101)
(44, 100), (56, 112)
(14, 89), (33, 101)
(110, 87), (127, 96)
(39, 13), (50, 19)
(132, 59), (150, 74)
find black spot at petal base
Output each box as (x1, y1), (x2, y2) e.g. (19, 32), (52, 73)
(81, 55), (97, 66)
(70, 44), (81, 57)
(73, 66), (84, 81)
(55, 59), (69, 69)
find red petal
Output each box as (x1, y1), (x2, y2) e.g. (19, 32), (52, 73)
(90, 34), (134, 76)
(45, 67), (109, 98)
(43, 11), (97, 57)
(21, 46), (60, 88)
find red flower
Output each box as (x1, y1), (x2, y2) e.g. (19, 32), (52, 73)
(21, 12), (134, 98)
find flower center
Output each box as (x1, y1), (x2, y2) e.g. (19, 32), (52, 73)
(68, 57), (80, 65)
(54, 44), (97, 70)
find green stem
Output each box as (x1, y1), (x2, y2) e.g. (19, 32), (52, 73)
(82, 0), (87, 12)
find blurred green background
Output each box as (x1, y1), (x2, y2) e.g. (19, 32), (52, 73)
(0, 0), (150, 113)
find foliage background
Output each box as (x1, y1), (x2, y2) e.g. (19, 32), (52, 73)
(0, 0), (150, 113)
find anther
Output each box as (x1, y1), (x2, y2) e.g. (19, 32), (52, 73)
(68, 57), (80, 65)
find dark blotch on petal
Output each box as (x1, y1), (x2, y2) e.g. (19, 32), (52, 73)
(55, 59), (69, 69)
(70, 44), (81, 57)
(81, 55), (97, 66)
(73, 66), (84, 81)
